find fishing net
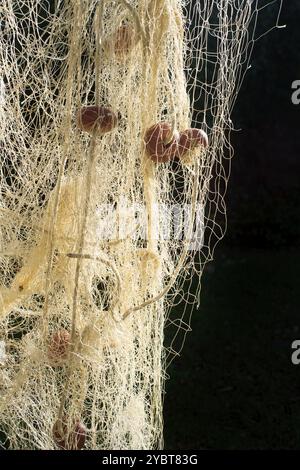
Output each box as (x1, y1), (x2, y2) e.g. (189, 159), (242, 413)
(0, 0), (282, 450)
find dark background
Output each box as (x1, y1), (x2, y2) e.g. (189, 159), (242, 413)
(164, 1), (300, 449)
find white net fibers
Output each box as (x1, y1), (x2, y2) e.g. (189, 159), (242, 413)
(0, 0), (282, 450)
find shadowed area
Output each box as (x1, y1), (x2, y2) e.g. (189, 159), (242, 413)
(165, 1), (300, 449)
(165, 247), (300, 449)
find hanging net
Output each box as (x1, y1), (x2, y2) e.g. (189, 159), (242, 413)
(0, 0), (282, 450)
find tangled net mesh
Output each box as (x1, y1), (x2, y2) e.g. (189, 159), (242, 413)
(0, 0), (282, 450)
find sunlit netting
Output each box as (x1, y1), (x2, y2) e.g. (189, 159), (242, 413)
(0, 0), (282, 450)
